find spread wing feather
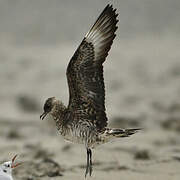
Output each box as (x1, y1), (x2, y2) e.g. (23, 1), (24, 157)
(66, 4), (118, 132)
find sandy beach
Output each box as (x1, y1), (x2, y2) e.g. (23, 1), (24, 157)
(0, 1), (180, 179)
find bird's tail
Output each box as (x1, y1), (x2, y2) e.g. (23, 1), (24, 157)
(93, 128), (141, 148)
(105, 128), (141, 138)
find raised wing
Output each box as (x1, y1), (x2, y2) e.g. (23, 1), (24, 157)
(66, 4), (118, 132)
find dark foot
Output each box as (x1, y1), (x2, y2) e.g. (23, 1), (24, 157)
(85, 148), (93, 178)
(89, 148), (93, 176)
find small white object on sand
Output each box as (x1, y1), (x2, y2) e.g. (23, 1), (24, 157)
(0, 155), (22, 180)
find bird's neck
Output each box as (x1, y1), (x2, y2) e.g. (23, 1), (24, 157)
(0, 169), (12, 179)
(51, 100), (67, 127)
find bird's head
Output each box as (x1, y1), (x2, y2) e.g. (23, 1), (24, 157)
(40, 97), (57, 120)
(0, 155), (22, 175)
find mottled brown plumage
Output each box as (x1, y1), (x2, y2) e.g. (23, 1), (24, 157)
(66, 4), (118, 133)
(40, 4), (140, 177)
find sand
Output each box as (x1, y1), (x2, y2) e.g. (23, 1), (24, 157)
(1, 1), (180, 180)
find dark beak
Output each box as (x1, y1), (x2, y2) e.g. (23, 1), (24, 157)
(40, 112), (48, 120)
(11, 154), (22, 168)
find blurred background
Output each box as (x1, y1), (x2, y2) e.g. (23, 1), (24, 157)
(0, 0), (180, 179)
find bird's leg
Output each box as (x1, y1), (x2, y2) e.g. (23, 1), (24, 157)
(85, 148), (93, 177)
(89, 148), (93, 176)
(85, 148), (90, 178)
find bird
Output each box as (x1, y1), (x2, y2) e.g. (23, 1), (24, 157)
(0, 155), (22, 180)
(40, 4), (140, 177)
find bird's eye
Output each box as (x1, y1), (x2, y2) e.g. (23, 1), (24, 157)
(44, 103), (51, 112)
(7, 164), (10, 167)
